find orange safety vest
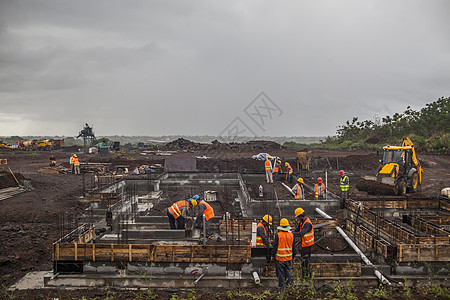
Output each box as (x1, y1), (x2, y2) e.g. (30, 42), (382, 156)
(273, 161), (279, 173)
(265, 160), (271, 171)
(294, 184), (300, 199)
(286, 164), (293, 175)
(276, 231), (294, 261)
(300, 217), (314, 247)
(73, 157), (80, 166)
(315, 183), (325, 199)
(70, 156), (74, 165)
(168, 200), (189, 219)
(200, 200), (214, 221)
(256, 222), (267, 248)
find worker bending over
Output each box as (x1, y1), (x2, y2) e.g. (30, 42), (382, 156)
(265, 156), (273, 183)
(339, 170), (349, 208)
(167, 195), (199, 229)
(271, 218), (296, 288)
(314, 177), (325, 200)
(291, 178), (305, 200)
(195, 199), (215, 237)
(254, 214), (272, 248)
(293, 208), (314, 278)
(285, 162), (293, 183)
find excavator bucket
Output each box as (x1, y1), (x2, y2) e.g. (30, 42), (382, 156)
(356, 175), (398, 195)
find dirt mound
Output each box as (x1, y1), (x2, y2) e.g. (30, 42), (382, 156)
(162, 138), (282, 152)
(0, 171), (25, 189)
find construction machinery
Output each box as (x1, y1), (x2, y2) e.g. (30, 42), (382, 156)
(0, 137), (12, 149)
(296, 150), (312, 171)
(357, 137), (423, 195)
(18, 139), (64, 151)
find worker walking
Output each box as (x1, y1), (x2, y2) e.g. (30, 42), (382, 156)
(293, 208), (314, 278)
(271, 218), (296, 288)
(291, 178), (305, 200)
(285, 162), (293, 183)
(265, 156), (273, 183)
(339, 170), (349, 208)
(273, 159), (281, 181)
(167, 195), (199, 229)
(314, 177), (325, 200)
(195, 199), (215, 238)
(253, 214), (272, 248)
(73, 154), (80, 175)
(69, 154), (75, 174)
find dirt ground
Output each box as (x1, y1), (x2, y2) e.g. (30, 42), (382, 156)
(0, 146), (449, 299)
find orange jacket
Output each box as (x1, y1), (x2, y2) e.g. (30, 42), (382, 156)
(275, 231), (294, 262)
(265, 160), (272, 171)
(286, 163), (293, 175)
(300, 217), (314, 247)
(73, 157), (80, 166)
(315, 183), (325, 199)
(256, 222), (267, 248)
(168, 200), (189, 219)
(199, 200), (214, 221)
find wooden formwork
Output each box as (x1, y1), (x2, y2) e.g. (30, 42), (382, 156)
(53, 243), (251, 264)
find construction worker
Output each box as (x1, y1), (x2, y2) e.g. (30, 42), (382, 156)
(291, 178), (305, 200)
(265, 156), (273, 183)
(314, 177), (325, 200)
(285, 162), (293, 183)
(167, 195), (199, 229)
(271, 218), (296, 288)
(195, 198), (215, 237)
(339, 170), (349, 208)
(69, 154), (75, 174)
(273, 159), (281, 181)
(49, 154), (56, 167)
(253, 214), (272, 248)
(293, 207), (314, 278)
(73, 154), (80, 175)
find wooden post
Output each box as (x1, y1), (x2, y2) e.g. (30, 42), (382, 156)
(129, 244), (132, 262)
(74, 243), (78, 261)
(93, 244), (96, 262)
(111, 244), (114, 262)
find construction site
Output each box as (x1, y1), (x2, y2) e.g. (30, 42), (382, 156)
(1, 137), (449, 299)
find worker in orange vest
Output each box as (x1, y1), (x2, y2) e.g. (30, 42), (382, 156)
(195, 199), (215, 237)
(167, 195), (199, 229)
(291, 178), (305, 200)
(253, 214), (272, 248)
(271, 218), (296, 288)
(73, 154), (80, 175)
(273, 159), (281, 181)
(69, 154), (75, 174)
(293, 207), (314, 278)
(265, 156), (273, 183)
(285, 162), (293, 183)
(314, 177), (326, 199)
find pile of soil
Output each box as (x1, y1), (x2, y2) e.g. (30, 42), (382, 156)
(162, 138), (282, 152)
(0, 171), (25, 189)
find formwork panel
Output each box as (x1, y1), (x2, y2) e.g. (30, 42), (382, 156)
(397, 244), (450, 262)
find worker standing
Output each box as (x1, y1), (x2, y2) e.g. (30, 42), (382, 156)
(73, 154), (80, 175)
(314, 177), (325, 200)
(253, 214), (272, 248)
(195, 199), (215, 238)
(273, 159), (281, 181)
(293, 208), (314, 278)
(291, 178), (305, 200)
(167, 195), (199, 229)
(265, 156), (273, 183)
(69, 154), (75, 174)
(339, 170), (349, 208)
(285, 162), (293, 183)
(271, 218), (296, 288)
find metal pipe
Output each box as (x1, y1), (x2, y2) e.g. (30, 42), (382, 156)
(281, 182), (296, 196)
(251, 222), (257, 248)
(194, 273), (205, 285)
(202, 215), (206, 245)
(335, 227), (391, 285)
(325, 169), (328, 200)
(252, 271), (261, 284)
(315, 208), (333, 219)
(225, 212), (229, 246)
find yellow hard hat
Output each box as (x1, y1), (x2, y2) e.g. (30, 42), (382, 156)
(263, 214), (273, 225)
(73, 154), (77, 158)
(284, 162), (288, 166)
(295, 207), (305, 217)
(268, 156), (272, 159)
(280, 218), (290, 227)
(297, 178), (303, 183)
(190, 199), (198, 207)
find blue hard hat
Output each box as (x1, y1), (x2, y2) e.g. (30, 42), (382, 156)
(192, 195), (199, 200)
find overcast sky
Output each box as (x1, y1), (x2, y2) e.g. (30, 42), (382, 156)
(1, 0), (449, 138)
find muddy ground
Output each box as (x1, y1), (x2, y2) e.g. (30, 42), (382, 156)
(0, 147), (449, 299)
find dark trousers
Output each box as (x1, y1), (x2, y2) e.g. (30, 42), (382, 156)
(275, 260), (292, 288)
(301, 246), (312, 278)
(287, 173), (292, 183)
(167, 210), (185, 229)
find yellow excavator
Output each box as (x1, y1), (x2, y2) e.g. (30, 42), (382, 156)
(356, 137), (423, 195)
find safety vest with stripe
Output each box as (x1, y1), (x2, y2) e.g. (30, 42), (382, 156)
(340, 176), (349, 191)
(265, 160), (272, 171)
(286, 164), (293, 175)
(294, 183), (301, 199)
(168, 200), (189, 219)
(273, 161), (280, 173)
(300, 217), (314, 248)
(256, 222), (267, 247)
(73, 157), (80, 166)
(315, 183), (325, 199)
(70, 156), (74, 165)
(276, 231), (294, 262)
(200, 200), (215, 221)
